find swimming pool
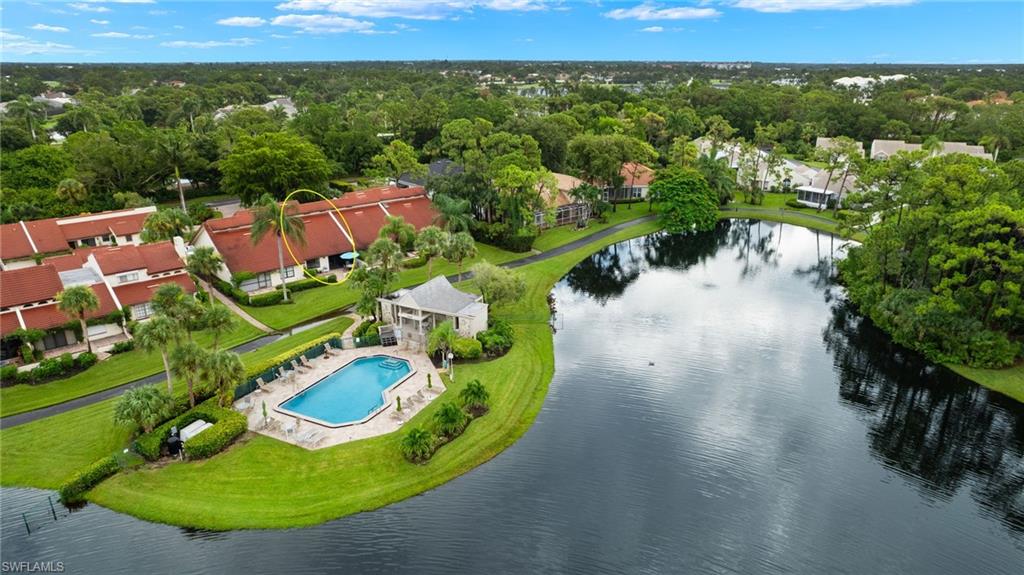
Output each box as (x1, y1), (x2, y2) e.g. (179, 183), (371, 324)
(277, 355), (414, 427)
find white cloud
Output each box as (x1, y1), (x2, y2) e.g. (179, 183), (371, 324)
(68, 3), (110, 13)
(173, 25), (184, 29)
(274, 0), (551, 20)
(271, 14), (375, 34)
(148, 9), (171, 15)
(640, 26), (664, 32)
(728, 0), (915, 11)
(217, 16), (268, 27)
(0, 30), (84, 55)
(89, 19), (110, 24)
(604, 2), (720, 20)
(31, 23), (71, 32)
(92, 31), (154, 38)
(160, 37), (258, 49)
(270, 33), (291, 39)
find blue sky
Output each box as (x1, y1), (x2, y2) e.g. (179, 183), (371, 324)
(2, 1), (1021, 63)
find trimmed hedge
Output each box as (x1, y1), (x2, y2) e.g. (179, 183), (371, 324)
(248, 291), (287, 307)
(214, 278), (248, 302)
(785, 198), (805, 209)
(276, 274), (338, 294)
(353, 319), (381, 338)
(243, 332), (341, 380)
(453, 336), (483, 360)
(58, 455), (119, 503)
(134, 400), (245, 461)
(110, 340), (135, 355)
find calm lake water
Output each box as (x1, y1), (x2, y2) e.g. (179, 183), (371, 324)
(3, 220), (1022, 574)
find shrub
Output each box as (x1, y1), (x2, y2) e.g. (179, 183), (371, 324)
(213, 278), (248, 303)
(472, 221), (537, 253)
(19, 344), (34, 364)
(453, 336), (482, 360)
(110, 340), (135, 355)
(33, 358), (64, 379)
(275, 275), (336, 294)
(134, 399), (241, 461)
(184, 409), (247, 459)
(835, 209), (858, 221)
(785, 198), (805, 209)
(58, 455), (120, 503)
(75, 352), (98, 369)
(0, 364), (17, 384)
(57, 353), (75, 371)
(248, 290), (286, 307)
(353, 319), (382, 338)
(16, 370), (34, 384)
(476, 318), (515, 357)
(402, 254), (427, 269)
(230, 271), (256, 289)
(241, 333), (341, 380)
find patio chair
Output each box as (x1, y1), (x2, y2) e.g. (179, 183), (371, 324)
(300, 355), (315, 369)
(292, 359), (310, 373)
(282, 419), (297, 437)
(323, 342), (335, 357)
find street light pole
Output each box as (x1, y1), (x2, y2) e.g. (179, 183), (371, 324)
(447, 352), (454, 383)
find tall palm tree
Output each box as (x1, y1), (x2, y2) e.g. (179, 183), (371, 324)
(400, 427), (434, 463)
(250, 194), (306, 302)
(180, 96), (201, 133)
(151, 282), (203, 340)
(141, 209), (192, 243)
(5, 95), (46, 141)
(980, 134), (1010, 162)
(431, 194), (473, 232)
(922, 135), (944, 157)
(414, 226), (448, 279)
(134, 315), (181, 393)
(186, 246), (224, 301)
(443, 232), (477, 282)
(56, 178), (88, 205)
(367, 237), (403, 278)
(171, 341), (207, 408)
(432, 401), (468, 438)
(201, 305), (235, 351)
(157, 129), (195, 212)
(378, 215), (416, 249)
(201, 349), (246, 407)
(459, 379), (490, 414)
(62, 104), (99, 133)
(56, 286), (99, 353)
(113, 385), (174, 434)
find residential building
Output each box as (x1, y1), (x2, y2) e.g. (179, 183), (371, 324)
(213, 96), (299, 121)
(32, 90), (77, 114)
(193, 186), (436, 292)
(795, 170), (859, 209)
(695, 137), (821, 190)
(0, 240), (193, 360)
(606, 163), (655, 202)
(0, 206), (157, 270)
(378, 276), (488, 345)
(869, 139), (992, 161)
(535, 172), (591, 228)
(397, 159), (464, 189)
(815, 137), (866, 157)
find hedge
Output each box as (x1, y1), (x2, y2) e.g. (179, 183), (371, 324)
(453, 336), (483, 360)
(243, 332), (342, 380)
(276, 274), (338, 294)
(353, 319), (381, 338)
(476, 318), (515, 357)
(248, 290), (287, 307)
(58, 455), (120, 503)
(134, 400), (245, 461)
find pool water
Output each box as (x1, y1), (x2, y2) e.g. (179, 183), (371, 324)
(278, 356), (412, 426)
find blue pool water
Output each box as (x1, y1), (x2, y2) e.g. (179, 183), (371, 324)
(279, 356), (412, 426)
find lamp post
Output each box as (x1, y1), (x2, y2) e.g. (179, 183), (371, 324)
(447, 352), (454, 383)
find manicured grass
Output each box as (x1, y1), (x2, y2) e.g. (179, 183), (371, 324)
(0, 314), (264, 418)
(947, 363), (1024, 404)
(0, 317), (354, 489)
(240, 244), (524, 330)
(85, 220), (665, 529)
(531, 203), (656, 253)
(720, 207), (861, 240)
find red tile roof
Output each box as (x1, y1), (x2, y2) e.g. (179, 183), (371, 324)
(113, 273), (195, 307)
(621, 163), (655, 187)
(382, 197), (437, 229)
(137, 242), (185, 274)
(209, 212), (356, 275)
(92, 246), (147, 275)
(340, 206), (389, 253)
(56, 211), (152, 242)
(0, 207), (154, 262)
(43, 251), (90, 272)
(1, 311), (22, 335)
(0, 224), (35, 261)
(22, 219), (69, 253)
(0, 265), (64, 308)
(14, 284), (118, 333)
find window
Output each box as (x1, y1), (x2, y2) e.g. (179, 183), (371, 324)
(305, 258), (320, 270)
(133, 302), (154, 320)
(239, 273), (272, 292)
(81, 237), (97, 247)
(282, 266), (296, 279)
(117, 272), (139, 284)
(42, 330), (70, 350)
(454, 317), (460, 330)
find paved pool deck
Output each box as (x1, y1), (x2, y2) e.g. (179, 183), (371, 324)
(236, 343), (446, 449)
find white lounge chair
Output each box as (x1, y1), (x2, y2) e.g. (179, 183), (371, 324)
(300, 355), (315, 370)
(292, 359), (310, 372)
(323, 342), (335, 357)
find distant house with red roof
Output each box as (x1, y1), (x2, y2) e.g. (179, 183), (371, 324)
(535, 172), (592, 228)
(0, 240), (193, 361)
(0, 206), (157, 271)
(605, 162), (655, 203)
(192, 186), (436, 293)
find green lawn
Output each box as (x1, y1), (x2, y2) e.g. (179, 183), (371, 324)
(947, 363), (1024, 403)
(0, 317), (353, 489)
(83, 220), (665, 530)
(0, 314), (264, 418)
(531, 203), (656, 253)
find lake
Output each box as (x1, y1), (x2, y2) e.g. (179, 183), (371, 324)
(2, 220), (1021, 574)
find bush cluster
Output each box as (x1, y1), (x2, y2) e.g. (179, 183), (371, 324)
(352, 319), (382, 338)
(401, 382), (490, 464)
(110, 340), (135, 355)
(247, 290), (287, 307)
(785, 198), (805, 209)
(476, 318), (515, 357)
(452, 336), (482, 359)
(6, 352), (98, 386)
(58, 455), (120, 503)
(275, 274), (338, 294)
(134, 399), (245, 461)
(472, 221), (537, 253)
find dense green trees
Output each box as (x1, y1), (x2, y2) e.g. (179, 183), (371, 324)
(651, 168), (718, 233)
(220, 133), (330, 205)
(841, 154), (1023, 368)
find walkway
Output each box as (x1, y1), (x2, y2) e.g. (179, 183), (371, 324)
(206, 281), (273, 333)
(0, 213), (659, 429)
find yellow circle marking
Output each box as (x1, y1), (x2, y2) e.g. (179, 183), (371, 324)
(278, 188), (357, 286)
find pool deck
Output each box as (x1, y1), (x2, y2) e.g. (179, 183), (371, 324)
(234, 344), (446, 449)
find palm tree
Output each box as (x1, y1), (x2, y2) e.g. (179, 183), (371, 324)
(171, 341), (207, 407)
(459, 380), (490, 414)
(250, 194), (306, 303)
(367, 237), (403, 278)
(427, 320), (457, 362)
(56, 286), (99, 353)
(400, 427), (435, 463)
(134, 315), (180, 393)
(113, 385), (174, 434)
(696, 154), (736, 207)
(151, 283), (203, 340)
(414, 226), (448, 279)
(201, 349), (246, 407)
(5, 95), (46, 141)
(432, 194), (473, 232)
(186, 246), (224, 300)
(443, 232), (477, 282)
(980, 134), (1010, 162)
(141, 209), (192, 243)
(378, 215), (416, 249)
(432, 401), (468, 438)
(180, 96), (201, 133)
(201, 305), (235, 351)
(157, 129), (195, 212)
(922, 135), (944, 157)
(62, 104), (99, 133)
(56, 178), (88, 205)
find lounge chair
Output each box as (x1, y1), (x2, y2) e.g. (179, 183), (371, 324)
(297, 429), (323, 447)
(292, 359), (310, 372)
(323, 342), (335, 357)
(282, 419), (296, 437)
(300, 355), (315, 369)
